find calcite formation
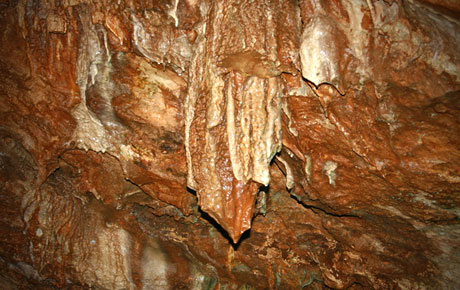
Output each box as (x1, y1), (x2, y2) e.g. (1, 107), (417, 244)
(0, 0), (459, 289)
(184, 0), (292, 242)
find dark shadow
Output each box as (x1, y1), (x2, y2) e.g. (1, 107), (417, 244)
(259, 184), (269, 194)
(186, 186), (197, 196)
(198, 208), (251, 250)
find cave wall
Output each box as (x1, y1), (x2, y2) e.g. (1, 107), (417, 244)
(0, 0), (459, 289)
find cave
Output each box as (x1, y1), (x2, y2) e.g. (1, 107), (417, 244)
(0, 0), (459, 289)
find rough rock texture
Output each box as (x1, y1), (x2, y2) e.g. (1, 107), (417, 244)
(0, 0), (459, 289)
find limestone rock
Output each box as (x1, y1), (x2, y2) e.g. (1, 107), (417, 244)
(0, 0), (459, 289)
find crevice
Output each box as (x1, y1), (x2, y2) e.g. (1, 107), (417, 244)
(290, 194), (362, 219)
(302, 76), (347, 97)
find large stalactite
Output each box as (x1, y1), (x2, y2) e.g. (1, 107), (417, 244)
(0, 0), (460, 289)
(184, 0), (293, 242)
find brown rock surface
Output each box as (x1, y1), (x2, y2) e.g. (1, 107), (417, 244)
(0, 0), (459, 289)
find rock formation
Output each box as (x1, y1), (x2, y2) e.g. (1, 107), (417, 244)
(0, 0), (459, 289)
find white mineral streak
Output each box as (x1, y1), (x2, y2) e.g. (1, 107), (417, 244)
(276, 156), (295, 189)
(132, 16), (153, 62)
(132, 12), (191, 73)
(298, 0), (372, 90)
(254, 77), (281, 185)
(16, 0), (27, 38)
(282, 99), (298, 137)
(323, 161), (338, 186)
(265, 78), (283, 163)
(300, 16), (340, 88)
(206, 72), (225, 129)
(343, 0), (370, 80)
(226, 77), (241, 180)
(168, 0), (180, 27)
(223, 76), (282, 186)
(304, 154), (312, 183)
(247, 78), (268, 184)
(132, 60), (183, 129)
(73, 8), (113, 153)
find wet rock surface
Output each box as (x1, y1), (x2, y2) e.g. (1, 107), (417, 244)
(0, 0), (459, 289)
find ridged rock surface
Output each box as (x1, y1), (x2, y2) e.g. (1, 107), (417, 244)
(0, 0), (459, 289)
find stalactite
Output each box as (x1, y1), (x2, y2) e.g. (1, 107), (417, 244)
(184, 0), (298, 242)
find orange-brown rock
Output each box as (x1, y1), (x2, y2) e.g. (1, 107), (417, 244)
(0, 0), (459, 289)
